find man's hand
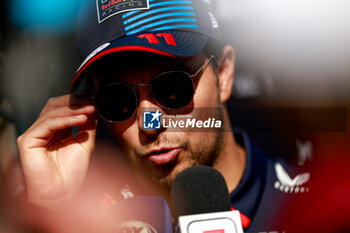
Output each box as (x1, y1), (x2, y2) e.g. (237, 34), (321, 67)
(17, 94), (97, 209)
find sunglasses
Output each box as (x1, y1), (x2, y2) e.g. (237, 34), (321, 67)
(93, 55), (214, 123)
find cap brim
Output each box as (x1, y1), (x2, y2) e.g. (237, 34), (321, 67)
(68, 31), (208, 92)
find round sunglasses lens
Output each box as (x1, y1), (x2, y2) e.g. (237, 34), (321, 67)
(95, 84), (137, 122)
(151, 72), (194, 109)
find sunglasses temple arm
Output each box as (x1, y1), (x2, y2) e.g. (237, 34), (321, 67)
(190, 55), (214, 78)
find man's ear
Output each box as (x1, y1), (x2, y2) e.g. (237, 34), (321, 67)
(217, 45), (235, 103)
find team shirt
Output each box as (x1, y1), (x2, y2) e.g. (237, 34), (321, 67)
(232, 129), (310, 233)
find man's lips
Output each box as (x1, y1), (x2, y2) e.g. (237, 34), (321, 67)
(146, 148), (181, 165)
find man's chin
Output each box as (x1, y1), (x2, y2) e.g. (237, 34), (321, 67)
(152, 176), (173, 187)
(151, 161), (196, 187)
(148, 165), (177, 187)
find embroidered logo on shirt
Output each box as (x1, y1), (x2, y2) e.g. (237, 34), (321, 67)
(274, 162), (310, 194)
(296, 139), (313, 166)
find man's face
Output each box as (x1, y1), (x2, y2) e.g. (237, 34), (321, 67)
(91, 52), (225, 187)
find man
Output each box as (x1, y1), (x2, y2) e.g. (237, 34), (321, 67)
(17, 0), (308, 232)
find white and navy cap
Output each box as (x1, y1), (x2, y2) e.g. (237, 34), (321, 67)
(68, 0), (222, 92)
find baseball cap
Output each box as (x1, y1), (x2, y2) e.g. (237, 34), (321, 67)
(68, 0), (222, 92)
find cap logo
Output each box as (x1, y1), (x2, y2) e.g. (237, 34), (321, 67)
(121, 0), (198, 36)
(208, 11), (218, 28)
(96, 0), (149, 24)
(138, 33), (177, 46)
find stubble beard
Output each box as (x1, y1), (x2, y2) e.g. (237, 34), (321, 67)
(132, 105), (225, 188)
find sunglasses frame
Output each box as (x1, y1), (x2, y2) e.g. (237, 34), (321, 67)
(94, 55), (214, 123)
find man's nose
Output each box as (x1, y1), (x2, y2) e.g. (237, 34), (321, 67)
(136, 85), (165, 135)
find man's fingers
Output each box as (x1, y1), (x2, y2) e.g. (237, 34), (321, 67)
(76, 112), (98, 153)
(40, 95), (94, 117)
(69, 93), (94, 106)
(39, 105), (95, 121)
(17, 94), (98, 209)
(47, 127), (73, 147)
(19, 115), (89, 148)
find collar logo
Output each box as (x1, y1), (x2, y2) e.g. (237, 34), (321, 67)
(274, 162), (310, 194)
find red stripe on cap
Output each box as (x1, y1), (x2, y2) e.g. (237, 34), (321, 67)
(68, 46), (177, 92)
(231, 207), (251, 229)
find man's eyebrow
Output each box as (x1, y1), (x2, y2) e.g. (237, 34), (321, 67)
(164, 56), (204, 71)
(91, 54), (204, 79)
(164, 62), (191, 70)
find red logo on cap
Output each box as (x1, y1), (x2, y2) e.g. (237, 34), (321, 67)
(138, 33), (177, 46)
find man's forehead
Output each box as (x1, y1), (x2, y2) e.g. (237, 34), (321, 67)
(92, 52), (202, 70)
(89, 52), (204, 84)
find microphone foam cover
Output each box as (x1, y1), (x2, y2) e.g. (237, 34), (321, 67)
(171, 165), (231, 220)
